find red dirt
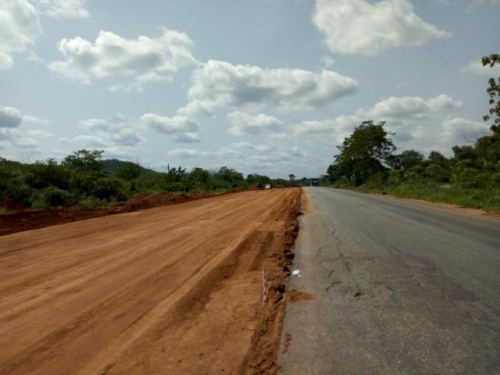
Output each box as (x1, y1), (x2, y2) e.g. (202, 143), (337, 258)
(0, 191), (230, 237)
(287, 290), (316, 303)
(0, 188), (302, 375)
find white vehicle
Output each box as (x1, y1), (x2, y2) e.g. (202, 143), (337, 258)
(265, 184), (271, 190)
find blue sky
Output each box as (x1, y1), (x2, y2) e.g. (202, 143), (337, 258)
(1, 0), (499, 178)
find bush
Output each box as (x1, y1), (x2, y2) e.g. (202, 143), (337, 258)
(4, 184), (33, 206)
(40, 187), (72, 207)
(91, 177), (127, 201)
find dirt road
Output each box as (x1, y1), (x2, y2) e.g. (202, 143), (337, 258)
(0, 188), (301, 375)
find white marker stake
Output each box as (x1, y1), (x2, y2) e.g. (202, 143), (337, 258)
(262, 268), (267, 305)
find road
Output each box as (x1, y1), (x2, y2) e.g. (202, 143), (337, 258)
(0, 188), (300, 375)
(280, 187), (500, 375)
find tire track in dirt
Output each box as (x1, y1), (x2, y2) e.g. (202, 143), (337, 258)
(0, 188), (301, 375)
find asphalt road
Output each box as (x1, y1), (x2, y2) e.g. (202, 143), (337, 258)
(280, 187), (500, 375)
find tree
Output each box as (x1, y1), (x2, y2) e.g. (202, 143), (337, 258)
(425, 151), (452, 183)
(328, 121), (396, 186)
(393, 149), (424, 170)
(482, 53), (500, 127)
(63, 150), (105, 176)
(62, 150), (106, 197)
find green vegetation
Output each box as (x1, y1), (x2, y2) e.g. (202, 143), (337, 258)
(0, 150), (291, 210)
(326, 54), (500, 210)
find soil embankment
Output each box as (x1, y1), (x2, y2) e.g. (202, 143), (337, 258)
(0, 188), (301, 374)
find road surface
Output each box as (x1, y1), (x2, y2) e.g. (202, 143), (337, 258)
(0, 188), (300, 375)
(280, 187), (500, 375)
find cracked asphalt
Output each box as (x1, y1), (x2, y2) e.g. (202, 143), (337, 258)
(279, 187), (500, 375)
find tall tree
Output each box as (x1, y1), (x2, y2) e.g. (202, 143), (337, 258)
(482, 53), (500, 127)
(329, 121), (396, 186)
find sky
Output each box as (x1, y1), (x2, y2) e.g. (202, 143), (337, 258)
(1, 0), (499, 178)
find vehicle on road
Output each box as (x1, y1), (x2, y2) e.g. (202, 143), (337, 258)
(265, 184), (271, 190)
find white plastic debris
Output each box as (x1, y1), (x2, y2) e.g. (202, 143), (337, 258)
(292, 269), (300, 276)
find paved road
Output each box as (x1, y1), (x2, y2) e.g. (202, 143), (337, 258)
(280, 187), (500, 375)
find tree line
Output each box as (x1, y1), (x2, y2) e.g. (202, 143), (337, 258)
(0, 149), (292, 209)
(326, 54), (500, 197)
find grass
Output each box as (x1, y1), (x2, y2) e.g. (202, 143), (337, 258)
(0, 207), (14, 215)
(350, 183), (500, 211)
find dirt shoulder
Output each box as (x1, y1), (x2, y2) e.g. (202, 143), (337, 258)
(339, 188), (500, 222)
(0, 191), (232, 237)
(0, 188), (301, 375)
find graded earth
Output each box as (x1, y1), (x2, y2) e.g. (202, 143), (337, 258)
(0, 188), (300, 375)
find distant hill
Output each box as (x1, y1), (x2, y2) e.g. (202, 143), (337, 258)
(101, 159), (153, 176)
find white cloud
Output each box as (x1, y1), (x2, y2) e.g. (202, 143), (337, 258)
(293, 94), (470, 152)
(0, 105), (23, 128)
(294, 115), (358, 138)
(179, 60), (357, 115)
(227, 111), (282, 136)
(173, 132), (201, 143)
(0, 51), (13, 72)
(441, 117), (489, 140)
(22, 115), (50, 125)
(75, 113), (202, 152)
(141, 114), (200, 134)
(167, 141), (311, 174)
(320, 56), (336, 68)
(313, 0), (450, 56)
(49, 61), (91, 84)
(365, 95), (463, 120)
(0, 128), (39, 149)
(78, 116), (143, 148)
(0, 0), (41, 71)
(73, 134), (107, 148)
(49, 28), (197, 88)
(462, 59), (500, 76)
(168, 148), (205, 158)
(29, 0), (89, 18)
(26, 129), (52, 138)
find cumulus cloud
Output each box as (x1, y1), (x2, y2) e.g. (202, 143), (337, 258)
(320, 56), (336, 68)
(0, 105), (23, 128)
(0, 128), (39, 149)
(168, 148), (205, 158)
(313, 0), (450, 56)
(293, 94), (490, 155)
(0, 0), (41, 71)
(173, 132), (201, 143)
(227, 111), (282, 136)
(166, 141), (311, 176)
(294, 95), (462, 138)
(49, 28), (197, 89)
(223, 141), (311, 169)
(0, 105), (44, 152)
(78, 116), (143, 148)
(462, 59), (500, 76)
(141, 114), (200, 134)
(441, 117), (489, 141)
(75, 113), (201, 152)
(29, 0), (89, 18)
(365, 95), (463, 120)
(179, 60), (357, 116)
(0, 52), (13, 71)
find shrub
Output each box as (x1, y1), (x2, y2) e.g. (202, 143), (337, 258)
(40, 187), (72, 207)
(91, 177), (127, 201)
